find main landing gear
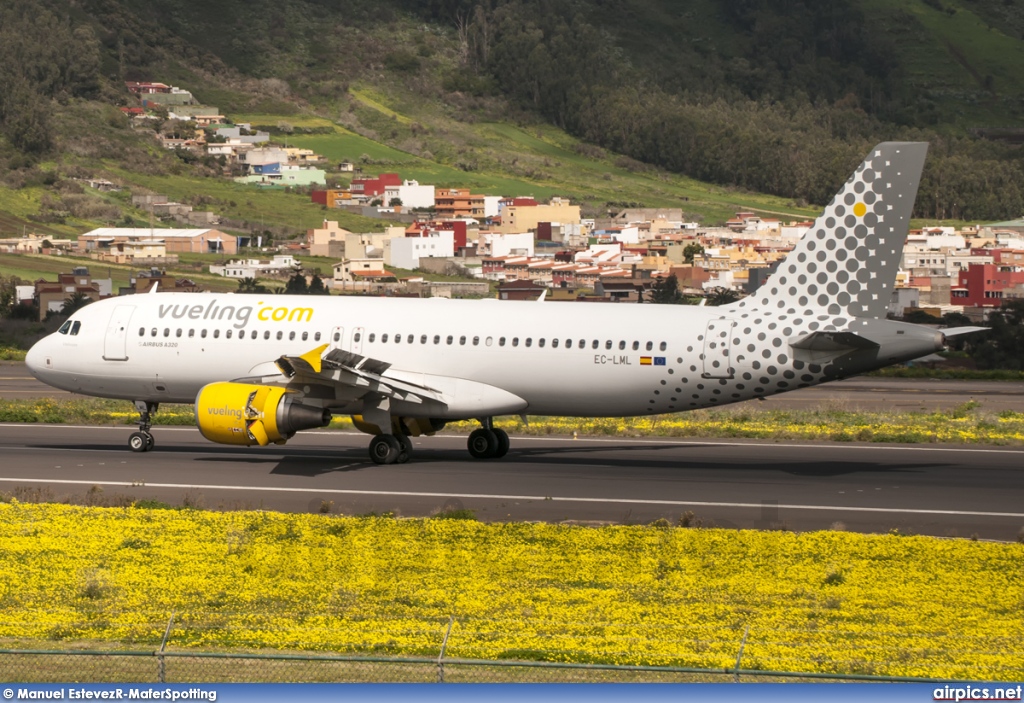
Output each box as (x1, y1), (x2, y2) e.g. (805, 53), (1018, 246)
(368, 433), (413, 465)
(129, 401), (158, 453)
(364, 418), (510, 464)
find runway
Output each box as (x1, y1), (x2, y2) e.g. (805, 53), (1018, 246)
(0, 424), (1021, 541)
(4, 361), (1023, 411)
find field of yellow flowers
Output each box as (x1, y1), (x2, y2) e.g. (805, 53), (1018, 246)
(0, 502), (1020, 680)
(2, 398), (1023, 444)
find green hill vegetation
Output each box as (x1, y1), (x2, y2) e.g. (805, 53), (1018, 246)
(1, 0), (1024, 243)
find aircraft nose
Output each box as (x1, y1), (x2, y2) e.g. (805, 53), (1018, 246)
(25, 339), (49, 379)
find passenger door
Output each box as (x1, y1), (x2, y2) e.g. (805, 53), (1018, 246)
(103, 305), (135, 361)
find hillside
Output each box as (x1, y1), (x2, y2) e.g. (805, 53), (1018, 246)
(0, 0), (1023, 243)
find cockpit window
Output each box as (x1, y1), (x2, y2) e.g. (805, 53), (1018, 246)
(58, 321), (72, 335)
(70, 321), (81, 336)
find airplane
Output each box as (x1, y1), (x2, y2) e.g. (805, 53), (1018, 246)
(24, 142), (984, 464)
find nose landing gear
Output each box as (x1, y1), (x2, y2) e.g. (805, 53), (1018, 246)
(129, 401), (158, 452)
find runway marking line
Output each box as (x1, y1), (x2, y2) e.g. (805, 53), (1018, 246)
(2, 424), (1023, 455)
(0, 476), (1020, 519)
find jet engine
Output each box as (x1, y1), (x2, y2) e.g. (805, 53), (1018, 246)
(195, 382), (331, 446)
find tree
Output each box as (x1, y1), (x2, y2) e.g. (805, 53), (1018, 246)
(683, 242), (705, 265)
(971, 301), (1024, 371)
(308, 274), (330, 295)
(60, 292), (92, 316)
(706, 288), (741, 306)
(237, 277), (269, 294)
(650, 275), (684, 304)
(389, 197), (403, 207)
(284, 273), (309, 295)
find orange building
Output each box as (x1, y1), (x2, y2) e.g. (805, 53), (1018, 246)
(435, 188), (485, 219)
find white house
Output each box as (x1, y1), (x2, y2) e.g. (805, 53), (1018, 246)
(382, 180), (435, 209)
(209, 255), (301, 279)
(387, 232), (456, 269)
(479, 232), (535, 257)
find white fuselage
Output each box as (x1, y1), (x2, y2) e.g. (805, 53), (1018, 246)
(25, 292), (941, 420)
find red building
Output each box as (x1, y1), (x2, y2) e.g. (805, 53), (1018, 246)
(952, 263), (1024, 307)
(351, 173), (401, 198)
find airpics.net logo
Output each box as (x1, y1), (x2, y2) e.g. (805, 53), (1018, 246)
(933, 685), (1023, 701)
(157, 301), (313, 330)
(206, 406), (243, 421)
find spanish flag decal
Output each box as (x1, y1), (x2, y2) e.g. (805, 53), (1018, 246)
(640, 357), (653, 365)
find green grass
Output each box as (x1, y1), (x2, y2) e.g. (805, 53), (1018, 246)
(0, 253), (239, 293)
(859, 0), (1024, 125)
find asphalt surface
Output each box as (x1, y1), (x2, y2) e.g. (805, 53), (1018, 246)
(0, 424), (1022, 541)
(4, 360), (1023, 411)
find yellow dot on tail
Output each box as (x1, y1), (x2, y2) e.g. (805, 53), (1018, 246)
(853, 202), (867, 217)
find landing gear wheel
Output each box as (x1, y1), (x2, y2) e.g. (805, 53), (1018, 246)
(129, 432), (149, 453)
(467, 428), (498, 459)
(144, 432), (155, 452)
(369, 434), (401, 465)
(492, 428), (510, 458)
(396, 434), (413, 464)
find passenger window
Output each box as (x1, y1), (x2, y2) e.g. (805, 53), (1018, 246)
(579, 340), (586, 349)
(395, 334), (402, 344)
(486, 336), (493, 346)
(264, 331), (270, 340)
(499, 337), (506, 346)
(472, 336), (479, 346)
(459, 336), (466, 345)
(226, 330), (233, 339)
(151, 328), (157, 337)
(59, 322), (72, 335)
(646, 341), (653, 351)
(70, 321), (81, 336)
(564, 339), (571, 348)
(302, 332), (308, 341)
(138, 327), (145, 337)
(605, 340), (612, 349)
(382, 334), (389, 343)
(289, 331), (295, 341)
(420, 335), (427, 344)
(619, 341), (626, 350)
(164, 328), (170, 338)
(213, 330), (220, 339)
(632, 341), (639, 351)
(408, 335), (414, 344)
(201, 329), (207, 339)
(314, 332), (321, 342)
(354, 332), (361, 342)
(592, 340), (598, 349)
(251, 330), (258, 340)
(369, 333), (376, 342)
(446, 335), (453, 345)
(276, 331), (283, 340)
(539, 338), (545, 348)
(660, 342), (667, 351)
(433, 335), (440, 344)
(512, 337), (519, 347)
(525, 338), (532, 348)
(189, 330), (195, 338)
(176, 329), (182, 338)
(333, 332), (340, 342)
(551, 339), (559, 348)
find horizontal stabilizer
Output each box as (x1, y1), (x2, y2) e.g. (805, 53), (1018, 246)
(942, 326), (988, 338)
(791, 331), (880, 352)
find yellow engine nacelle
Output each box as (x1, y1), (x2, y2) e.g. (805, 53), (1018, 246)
(195, 382), (331, 446)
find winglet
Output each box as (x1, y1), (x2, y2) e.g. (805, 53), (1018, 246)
(299, 344), (329, 374)
(537, 289), (547, 302)
(149, 280), (159, 294)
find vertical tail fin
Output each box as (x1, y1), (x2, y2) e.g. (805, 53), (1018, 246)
(730, 142), (928, 320)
